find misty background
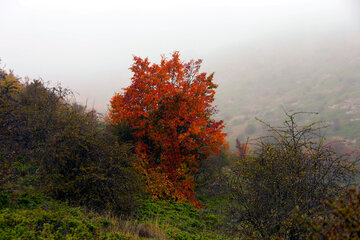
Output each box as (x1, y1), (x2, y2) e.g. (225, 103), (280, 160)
(1, 0), (360, 147)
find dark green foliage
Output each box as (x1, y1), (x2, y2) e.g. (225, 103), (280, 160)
(0, 156), (13, 191)
(224, 112), (359, 239)
(0, 68), (142, 215)
(0, 192), (12, 209)
(195, 146), (234, 195)
(0, 191), (43, 211)
(111, 121), (136, 144)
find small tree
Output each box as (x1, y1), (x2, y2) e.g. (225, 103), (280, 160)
(226, 112), (359, 239)
(109, 52), (226, 206)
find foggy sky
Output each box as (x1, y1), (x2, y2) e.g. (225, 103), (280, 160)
(1, 0), (359, 113)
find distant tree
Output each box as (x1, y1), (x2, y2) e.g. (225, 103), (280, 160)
(109, 52), (226, 206)
(225, 112), (359, 239)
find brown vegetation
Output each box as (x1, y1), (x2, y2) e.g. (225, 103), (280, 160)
(224, 112), (359, 239)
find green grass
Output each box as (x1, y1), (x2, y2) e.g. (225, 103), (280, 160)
(137, 198), (233, 240)
(0, 191), (129, 240)
(0, 192), (235, 240)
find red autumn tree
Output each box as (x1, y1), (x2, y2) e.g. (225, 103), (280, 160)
(109, 52), (226, 206)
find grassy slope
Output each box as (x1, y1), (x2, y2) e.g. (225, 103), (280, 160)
(0, 191), (234, 240)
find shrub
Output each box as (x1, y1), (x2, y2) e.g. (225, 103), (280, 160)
(0, 68), (142, 215)
(309, 187), (360, 239)
(225, 112), (359, 239)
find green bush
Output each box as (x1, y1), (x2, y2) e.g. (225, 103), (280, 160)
(0, 68), (142, 215)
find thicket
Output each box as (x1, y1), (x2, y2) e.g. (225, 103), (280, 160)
(224, 112), (359, 239)
(0, 68), (141, 215)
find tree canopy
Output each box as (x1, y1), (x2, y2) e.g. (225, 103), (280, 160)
(109, 52), (226, 206)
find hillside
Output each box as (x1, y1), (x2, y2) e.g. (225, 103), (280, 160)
(209, 32), (360, 149)
(1, 57), (359, 239)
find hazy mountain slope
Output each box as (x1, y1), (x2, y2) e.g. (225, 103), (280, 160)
(208, 32), (360, 148)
